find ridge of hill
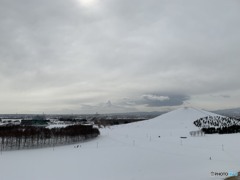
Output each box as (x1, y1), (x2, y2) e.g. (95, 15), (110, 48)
(117, 107), (222, 137)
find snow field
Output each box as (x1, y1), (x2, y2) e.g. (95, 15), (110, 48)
(0, 107), (239, 180)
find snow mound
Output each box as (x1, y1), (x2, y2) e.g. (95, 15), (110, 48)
(116, 107), (221, 137)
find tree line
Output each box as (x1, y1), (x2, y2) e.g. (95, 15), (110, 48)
(193, 115), (240, 134)
(202, 125), (240, 134)
(194, 116), (240, 128)
(93, 118), (146, 127)
(0, 125), (100, 151)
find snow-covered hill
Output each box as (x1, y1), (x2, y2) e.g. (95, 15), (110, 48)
(119, 107), (218, 136)
(0, 107), (239, 180)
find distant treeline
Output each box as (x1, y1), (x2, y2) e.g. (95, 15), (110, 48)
(93, 118), (146, 127)
(202, 125), (240, 134)
(194, 116), (240, 128)
(193, 116), (240, 134)
(0, 125), (100, 151)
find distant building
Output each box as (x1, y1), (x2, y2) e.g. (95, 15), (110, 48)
(190, 130), (205, 136)
(0, 119), (22, 126)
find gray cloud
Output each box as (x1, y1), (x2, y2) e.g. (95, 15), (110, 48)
(137, 94), (190, 107)
(142, 95), (170, 102)
(221, 95), (231, 99)
(0, 0), (240, 113)
(210, 94), (231, 99)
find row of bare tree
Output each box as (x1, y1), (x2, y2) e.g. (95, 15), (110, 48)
(0, 125), (100, 151)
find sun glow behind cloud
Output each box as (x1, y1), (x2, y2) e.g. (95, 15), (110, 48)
(77, 0), (98, 7)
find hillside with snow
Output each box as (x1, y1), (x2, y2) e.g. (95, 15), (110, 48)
(0, 107), (240, 180)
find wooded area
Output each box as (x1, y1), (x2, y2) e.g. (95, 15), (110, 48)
(0, 125), (100, 151)
(193, 116), (240, 134)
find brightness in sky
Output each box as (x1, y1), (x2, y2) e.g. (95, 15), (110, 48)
(0, 0), (240, 114)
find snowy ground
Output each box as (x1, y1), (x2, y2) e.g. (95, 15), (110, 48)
(0, 107), (239, 180)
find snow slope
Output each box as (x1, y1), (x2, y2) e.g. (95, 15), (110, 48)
(0, 107), (239, 180)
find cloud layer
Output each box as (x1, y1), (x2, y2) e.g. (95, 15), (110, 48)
(0, 0), (240, 113)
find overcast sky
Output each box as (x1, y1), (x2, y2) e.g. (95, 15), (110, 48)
(0, 0), (240, 114)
